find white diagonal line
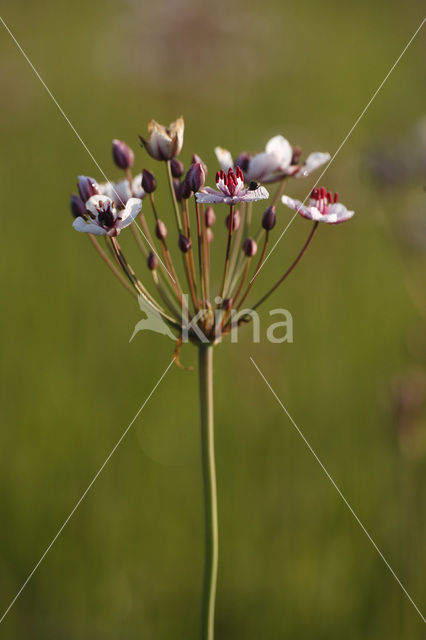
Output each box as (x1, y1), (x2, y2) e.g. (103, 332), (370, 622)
(250, 356), (426, 625)
(0, 16), (175, 282)
(0, 358), (175, 626)
(253, 16), (426, 280)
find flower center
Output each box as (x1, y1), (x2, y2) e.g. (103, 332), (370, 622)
(310, 187), (338, 214)
(216, 167), (245, 197)
(96, 200), (116, 228)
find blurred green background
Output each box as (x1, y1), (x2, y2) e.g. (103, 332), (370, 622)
(0, 0), (425, 637)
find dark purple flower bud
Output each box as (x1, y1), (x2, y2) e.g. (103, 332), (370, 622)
(225, 209), (240, 232)
(235, 152), (251, 174)
(206, 228), (214, 244)
(173, 179), (184, 202)
(77, 176), (100, 202)
(222, 298), (233, 311)
(262, 205), (276, 231)
(155, 219), (168, 239)
(181, 178), (193, 200)
(112, 139), (134, 170)
(178, 233), (191, 253)
(70, 193), (86, 219)
(204, 206), (216, 228)
(291, 145), (302, 165)
(142, 169), (157, 193)
(170, 158), (184, 178)
(147, 251), (158, 270)
(243, 237), (258, 257)
(185, 162), (206, 193)
(192, 153), (208, 176)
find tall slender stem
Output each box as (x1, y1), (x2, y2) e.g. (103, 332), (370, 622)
(198, 345), (218, 640)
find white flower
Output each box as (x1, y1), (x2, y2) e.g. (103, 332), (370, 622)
(72, 195), (142, 237)
(281, 188), (354, 224)
(215, 135), (330, 183)
(195, 167), (269, 205)
(98, 174), (145, 207)
(140, 117), (184, 161)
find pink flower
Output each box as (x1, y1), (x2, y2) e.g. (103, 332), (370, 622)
(281, 188), (354, 224)
(195, 167), (269, 205)
(72, 195), (142, 237)
(215, 135), (330, 184)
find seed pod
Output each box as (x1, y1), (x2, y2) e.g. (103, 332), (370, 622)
(206, 228), (214, 244)
(262, 205), (276, 230)
(112, 139), (134, 170)
(70, 193), (86, 218)
(178, 233), (191, 253)
(147, 251), (158, 270)
(142, 169), (157, 194)
(155, 219), (168, 239)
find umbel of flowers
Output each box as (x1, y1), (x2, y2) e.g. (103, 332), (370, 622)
(69, 117), (354, 640)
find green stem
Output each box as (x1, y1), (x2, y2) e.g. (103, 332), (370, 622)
(198, 345), (218, 640)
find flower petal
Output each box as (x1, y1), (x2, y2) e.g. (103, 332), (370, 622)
(72, 217), (106, 235)
(321, 203), (355, 224)
(265, 135), (293, 169)
(296, 151), (331, 178)
(132, 173), (146, 199)
(214, 146), (234, 172)
(240, 186), (270, 202)
(281, 195), (320, 220)
(195, 191), (227, 204)
(119, 198), (143, 228)
(99, 180), (132, 207)
(246, 152), (280, 181)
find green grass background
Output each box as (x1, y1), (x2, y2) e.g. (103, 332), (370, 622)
(0, 0), (425, 637)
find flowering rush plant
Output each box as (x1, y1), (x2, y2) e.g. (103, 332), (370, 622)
(69, 116), (354, 639)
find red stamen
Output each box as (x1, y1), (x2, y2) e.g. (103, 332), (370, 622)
(333, 192), (339, 203)
(327, 191), (332, 203)
(216, 171), (220, 183)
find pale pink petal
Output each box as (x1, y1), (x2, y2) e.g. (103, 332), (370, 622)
(214, 146), (234, 172)
(296, 152), (331, 178)
(119, 198), (143, 228)
(321, 203), (354, 224)
(72, 217), (106, 235)
(265, 135), (293, 169)
(195, 191), (227, 204)
(246, 152), (279, 181)
(281, 195), (317, 219)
